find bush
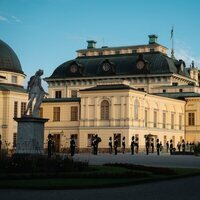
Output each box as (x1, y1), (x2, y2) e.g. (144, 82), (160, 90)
(0, 154), (88, 173)
(194, 143), (200, 155)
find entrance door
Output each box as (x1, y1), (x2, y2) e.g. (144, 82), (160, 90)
(53, 134), (60, 153)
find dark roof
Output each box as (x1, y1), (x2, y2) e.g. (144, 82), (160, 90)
(0, 40), (24, 74)
(47, 52), (190, 79)
(0, 84), (27, 93)
(80, 84), (142, 92)
(155, 92), (200, 100)
(42, 97), (80, 103)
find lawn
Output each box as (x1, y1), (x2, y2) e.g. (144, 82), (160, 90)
(0, 164), (200, 189)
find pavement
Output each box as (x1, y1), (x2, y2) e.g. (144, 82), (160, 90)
(73, 152), (200, 168)
(0, 175), (200, 200)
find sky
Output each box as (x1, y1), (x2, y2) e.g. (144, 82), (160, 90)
(1, 0), (200, 88)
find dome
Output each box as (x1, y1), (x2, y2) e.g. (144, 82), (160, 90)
(0, 39), (23, 74)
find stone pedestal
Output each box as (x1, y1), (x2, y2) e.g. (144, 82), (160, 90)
(14, 117), (49, 154)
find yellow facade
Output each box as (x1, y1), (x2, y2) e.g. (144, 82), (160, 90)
(41, 80), (186, 152)
(185, 98), (200, 142)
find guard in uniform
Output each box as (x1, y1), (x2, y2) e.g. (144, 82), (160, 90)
(131, 136), (135, 155)
(114, 136), (119, 155)
(70, 135), (76, 156)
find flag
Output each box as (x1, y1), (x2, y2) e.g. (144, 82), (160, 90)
(171, 26), (173, 39)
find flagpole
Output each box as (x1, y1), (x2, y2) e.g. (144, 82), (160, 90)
(171, 25), (174, 59)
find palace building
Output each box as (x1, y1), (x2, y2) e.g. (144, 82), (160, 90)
(42, 35), (200, 152)
(0, 35), (200, 152)
(0, 39), (27, 150)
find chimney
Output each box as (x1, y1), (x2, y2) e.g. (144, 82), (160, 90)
(87, 40), (97, 49)
(148, 34), (158, 44)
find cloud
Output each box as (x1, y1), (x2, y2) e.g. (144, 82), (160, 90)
(0, 15), (8, 22)
(11, 15), (22, 23)
(175, 41), (200, 68)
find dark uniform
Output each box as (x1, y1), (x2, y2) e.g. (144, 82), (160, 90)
(122, 136), (125, 154)
(166, 141), (169, 153)
(170, 140), (173, 155)
(151, 139), (154, 153)
(182, 140), (185, 152)
(114, 137), (118, 155)
(131, 136), (135, 155)
(47, 134), (53, 158)
(156, 139), (160, 155)
(70, 135), (76, 156)
(135, 137), (139, 153)
(146, 139), (150, 155)
(108, 137), (112, 154)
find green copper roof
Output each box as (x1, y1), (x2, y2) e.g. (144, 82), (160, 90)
(48, 52), (190, 79)
(0, 40), (24, 74)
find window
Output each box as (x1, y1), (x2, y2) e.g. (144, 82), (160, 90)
(163, 112), (166, 128)
(115, 50), (120, 54)
(71, 106), (78, 121)
(12, 75), (17, 84)
(14, 101), (18, 118)
(145, 110), (148, 127)
(171, 113), (174, 129)
(134, 99), (139, 120)
(179, 89), (183, 92)
(13, 133), (17, 148)
(101, 100), (109, 120)
(71, 90), (77, 98)
(150, 48), (155, 52)
(179, 115), (182, 130)
(55, 91), (62, 98)
(163, 89), (166, 93)
(172, 82), (178, 86)
(188, 113), (195, 126)
(21, 102), (26, 116)
(87, 134), (95, 147)
(53, 107), (60, 121)
(139, 78), (143, 83)
(153, 111), (157, 128)
(132, 49), (137, 53)
(138, 88), (144, 91)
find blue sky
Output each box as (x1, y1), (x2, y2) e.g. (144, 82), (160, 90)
(1, 0), (200, 87)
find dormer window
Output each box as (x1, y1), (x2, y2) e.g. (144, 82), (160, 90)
(70, 64), (78, 73)
(102, 63), (111, 72)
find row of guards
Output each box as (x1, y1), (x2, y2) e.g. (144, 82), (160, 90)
(47, 133), (178, 157)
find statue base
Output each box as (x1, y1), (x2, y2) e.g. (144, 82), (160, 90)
(14, 116), (49, 154)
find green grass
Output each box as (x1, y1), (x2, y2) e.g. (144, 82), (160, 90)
(0, 165), (200, 189)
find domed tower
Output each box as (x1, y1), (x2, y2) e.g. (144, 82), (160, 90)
(0, 39), (25, 87)
(0, 39), (27, 150)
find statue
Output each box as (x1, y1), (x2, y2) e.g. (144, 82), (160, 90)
(24, 69), (48, 117)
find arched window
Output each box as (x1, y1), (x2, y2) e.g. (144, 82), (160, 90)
(101, 100), (109, 120)
(134, 99), (139, 120)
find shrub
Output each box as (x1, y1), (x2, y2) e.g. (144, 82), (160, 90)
(0, 154), (88, 173)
